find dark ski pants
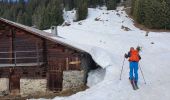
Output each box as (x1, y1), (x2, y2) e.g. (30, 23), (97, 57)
(129, 61), (138, 82)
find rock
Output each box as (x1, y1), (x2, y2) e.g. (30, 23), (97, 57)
(78, 22), (82, 25)
(116, 13), (120, 17)
(145, 31), (149, 36)
(95, 18), (100, 21)
(121, 25), (131, 31)
(63, 22), (71, 26)
(0, 91), (8, 96)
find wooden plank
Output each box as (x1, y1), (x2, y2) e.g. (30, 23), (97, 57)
(43, 39), (47, 65)
(9, 29), (13, 64)
(0, 62), (44, 67)
(9, 69), (20, 94)
(0, 58), (14, 60)
(69, 61), (81, 65)
(47, 55), (66, 91)
(66, 58), (69, 70)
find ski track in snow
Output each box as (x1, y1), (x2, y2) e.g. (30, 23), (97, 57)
(35, 6), (170, 100)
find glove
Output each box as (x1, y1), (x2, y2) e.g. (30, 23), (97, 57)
(136, 46), (141, 52)
(124, 53), (128, 58)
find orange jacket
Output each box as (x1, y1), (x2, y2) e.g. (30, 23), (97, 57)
(129, 50), (140, 62)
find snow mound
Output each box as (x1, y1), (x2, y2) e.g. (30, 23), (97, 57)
(87, 67), (106, 87)
(63, 9), (77, 24)
(90, 47), (113, 68)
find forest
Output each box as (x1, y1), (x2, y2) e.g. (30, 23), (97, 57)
(0, 0), (120, 30)
(131, 0), (170, 29)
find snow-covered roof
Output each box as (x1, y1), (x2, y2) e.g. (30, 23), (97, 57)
(0, 18), (86, 52)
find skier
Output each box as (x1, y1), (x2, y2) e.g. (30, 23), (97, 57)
(124, 47), (141, 86)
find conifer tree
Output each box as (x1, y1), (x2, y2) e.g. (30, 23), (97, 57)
(131, 0), (170, 29)
(131, 0), (136, 15)
(133, 0), (145, 24)
(77, 0), (88, 21)
(47, 0), (64, 27)
(160, 0), (170, 29)
(106, 0), (117, 10)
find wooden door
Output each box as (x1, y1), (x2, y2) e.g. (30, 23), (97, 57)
(9, 69), (20, 95)
(48, 58), (65, 91)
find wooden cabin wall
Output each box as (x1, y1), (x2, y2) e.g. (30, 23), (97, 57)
(14, 30), (44, 63)
(0, 67), (46, 78)
(46, 40), (82, 71)
(46, 40), (82, 91)
(0, 30), (11, 64)
(0, 22), (86, 92)
(0, 28), (44, 64)
(0, 28), (47, 79)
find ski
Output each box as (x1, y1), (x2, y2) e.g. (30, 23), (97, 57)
(134, 83), (139, 90)
(129, 78), (137, 90)
(133, 78), (139, 90)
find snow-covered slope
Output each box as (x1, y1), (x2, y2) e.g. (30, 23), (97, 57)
(42, 7), (170, 100)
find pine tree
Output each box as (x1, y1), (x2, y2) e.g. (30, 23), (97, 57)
(47, 0), (64, 27)
(143, 0), (162, 28)
(16, 10), (24, 24)
(32, 6), (47, 29)
(131, 0), (136, 15)
(63, 0), (74, 11)
(132, 0), (170, 29)
(77, 0), (88, 21)
(32, 0), (64, 30)
(106, 0), (117, 10)
(133, 0), (145, 24)
(160, 0), (170, 29)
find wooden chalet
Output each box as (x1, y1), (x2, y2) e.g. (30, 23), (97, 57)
(0, 18), (96, 96)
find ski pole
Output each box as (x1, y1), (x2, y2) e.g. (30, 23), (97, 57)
(120, 57), (125, 80)
(139, 63), (146, 84)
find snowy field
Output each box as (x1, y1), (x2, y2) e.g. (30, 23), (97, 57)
(34, 7), (170, 100)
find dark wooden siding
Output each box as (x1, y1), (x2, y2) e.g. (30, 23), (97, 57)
(46, 40), (81, 71)
(0, 29), (44, 65)
(14, 31), (43, 63)
(0, 30), (11, 64)
(0, 22), (84, 92)
(0, 66), (47, 78)
(46, 40), (82, 91)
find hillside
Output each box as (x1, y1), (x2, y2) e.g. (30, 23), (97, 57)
(0, 0), (118, 30)
(35, 6), (170, 100)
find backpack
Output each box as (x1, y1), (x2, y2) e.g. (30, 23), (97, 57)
(129, 50), (140, 62)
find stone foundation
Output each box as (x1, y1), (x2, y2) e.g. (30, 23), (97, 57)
(20, 79), (47, 96)
(0, 71), (86, 96)
(0, 78), (9, 96)
(63, 70), (85, 91)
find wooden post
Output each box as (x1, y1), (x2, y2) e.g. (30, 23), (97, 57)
(12, 29), (16, 67)
(66, 58), (69, 70)
(14, 51), (17, 67)
(43, 39), (47, 65)
(36, 41), (40, 66)
(76, 57), (79, 69)
(9, 29), (13, 64)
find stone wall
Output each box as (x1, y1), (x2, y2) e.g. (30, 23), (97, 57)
(63, 70), (85, 91)
(20, 79), (47, 96)
(0, 78), (9, 96)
